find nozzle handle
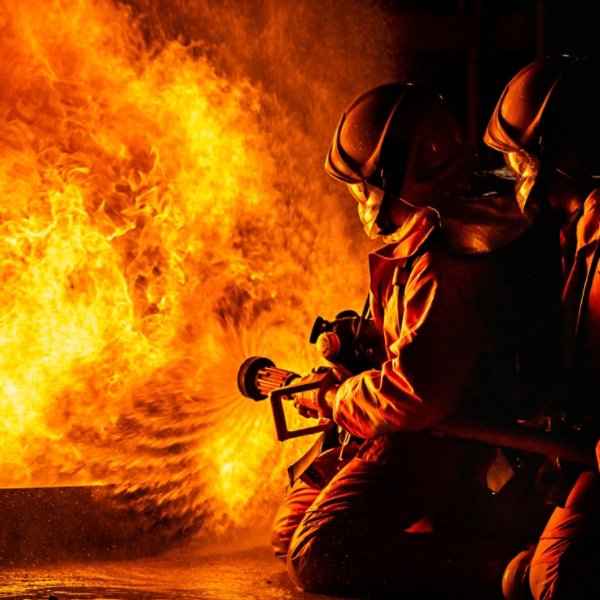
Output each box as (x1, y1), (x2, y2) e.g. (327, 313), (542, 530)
(269, 380), (334, 441)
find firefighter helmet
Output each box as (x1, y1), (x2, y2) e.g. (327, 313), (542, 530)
(325, 82), (472, 236)
(484, 55), (600, 181)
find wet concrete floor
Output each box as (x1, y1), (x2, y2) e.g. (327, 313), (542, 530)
(0, 542), (349, 600)
(0, 486), (353, 600)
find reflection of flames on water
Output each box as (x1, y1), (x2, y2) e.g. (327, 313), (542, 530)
(0, 0), (394, 539)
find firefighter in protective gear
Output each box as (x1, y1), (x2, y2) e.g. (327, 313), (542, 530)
(484, 55), (600, 600)
(271, 82), (560, 598)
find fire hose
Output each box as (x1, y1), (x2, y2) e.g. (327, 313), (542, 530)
(237, 355), (596, 467)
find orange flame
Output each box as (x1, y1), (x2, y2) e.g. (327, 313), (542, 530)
(0, 0), (395, 539)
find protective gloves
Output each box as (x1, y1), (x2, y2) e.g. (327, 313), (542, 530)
(292, 365), (350, 420)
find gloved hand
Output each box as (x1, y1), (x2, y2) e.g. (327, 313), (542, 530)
(292, 366), (343, 420)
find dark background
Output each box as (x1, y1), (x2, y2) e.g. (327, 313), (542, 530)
(124, 0), (600, 163)
(383, 0), (600, 152)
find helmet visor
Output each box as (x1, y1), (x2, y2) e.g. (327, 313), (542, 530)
(347, 182), (385, 239)
(505, 151), (540, 211)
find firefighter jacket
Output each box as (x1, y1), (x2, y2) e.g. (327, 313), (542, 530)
(526, 194), (600, 600)
(561, 189), (600, 420)
(332, 195), (561, 440)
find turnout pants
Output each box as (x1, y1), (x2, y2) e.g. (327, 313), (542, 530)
(530, 471), (600, 600)
(272, 433), (525, 599)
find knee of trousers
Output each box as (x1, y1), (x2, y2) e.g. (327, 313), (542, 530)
(286, 522), (342, 594)
(286, 524), (457, 596)
(270, 483), (321, 560)
(285, 510), (385, 595)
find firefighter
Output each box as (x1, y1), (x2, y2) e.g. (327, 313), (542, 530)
(484, 55), (600, 600)
(272, 82), (560, 598)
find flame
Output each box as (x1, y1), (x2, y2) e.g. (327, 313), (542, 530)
(0, 0), (395, 540)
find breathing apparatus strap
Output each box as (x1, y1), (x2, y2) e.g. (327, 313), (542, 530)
(353, 295), (372, 346)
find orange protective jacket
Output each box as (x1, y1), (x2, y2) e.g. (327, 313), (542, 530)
(527, 193), (600, 600)
(332, 198), (559, 440)
(562, 189), (600, 413)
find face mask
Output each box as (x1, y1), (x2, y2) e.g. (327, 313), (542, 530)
(505, 151), (540, 211)
(347, 182), (385, 239)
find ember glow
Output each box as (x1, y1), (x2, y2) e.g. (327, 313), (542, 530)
(0, 0), (394, 538)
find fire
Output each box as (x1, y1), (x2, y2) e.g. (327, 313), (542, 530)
(0, 0), (394, 540)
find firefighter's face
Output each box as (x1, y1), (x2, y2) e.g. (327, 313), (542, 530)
(505, 150), (540, 211)
(347, 181), (385, 239)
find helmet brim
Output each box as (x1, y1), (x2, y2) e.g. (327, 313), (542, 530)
(324, 140), (363, 184)
(483, 91), (523, 154)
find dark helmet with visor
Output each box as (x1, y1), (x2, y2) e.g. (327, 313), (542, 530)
(325, 82), (471, 237)
(485, 55), (600, 184)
